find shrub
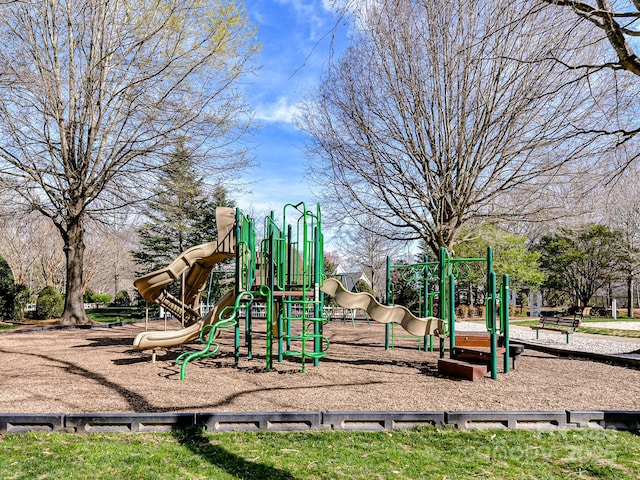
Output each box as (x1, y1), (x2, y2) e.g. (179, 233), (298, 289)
(0, 256), (15, 320)
(455, 304), (469, 318)
(35, 286), (64, 320)
(591, 306), (608, 317)
(12, 284), (30, 320)
(112, 290), (131, 307)
(90, 293), (111, 306)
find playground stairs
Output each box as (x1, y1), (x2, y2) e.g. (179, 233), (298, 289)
(438, 358), (489, 381)
(437, 331), (506, 381)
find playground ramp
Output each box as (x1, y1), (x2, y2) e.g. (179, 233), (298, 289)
(133, 207), (236, 324)
(133, 290), (236, 350)
(321, 277), (444, 337)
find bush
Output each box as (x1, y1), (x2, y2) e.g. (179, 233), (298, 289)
(0, 256), (15, 320)
(12, 284), (30, 320)
(35, 286), (64, 320)
(591, 306), (608, 317)
(90, 293), (111, 306)
(455, 304), (469, 318)
(112, 290), (131, 307)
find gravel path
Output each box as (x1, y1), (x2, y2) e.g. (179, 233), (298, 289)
(584, 321), (640, 331)
(456, 321), (640, 355)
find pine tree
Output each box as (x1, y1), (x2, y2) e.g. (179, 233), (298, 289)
(0, 255), (15, 320)
(133, 145), (235, 279)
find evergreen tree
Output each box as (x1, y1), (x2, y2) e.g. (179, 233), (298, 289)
(536, 224), (626, 307)
(133, 145), (235, 276)
(133, 146), (236, 306)
(0, 255), (15, 320)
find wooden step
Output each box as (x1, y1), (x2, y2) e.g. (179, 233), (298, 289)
(452, 346), (506, 364)
(438, 358), (488, 381)
(455, 331), (491, 347)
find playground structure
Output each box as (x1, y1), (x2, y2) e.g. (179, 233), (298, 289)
(385, 247), (512, 380)
(133, 204), (513, 381)
(135, 203), (330, 378)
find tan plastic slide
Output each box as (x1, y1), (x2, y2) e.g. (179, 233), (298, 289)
(133, 207), (236, 325)
(133, 290), (235, 350)
(132, 207), (237, 350)
(321, 277), (444, 337)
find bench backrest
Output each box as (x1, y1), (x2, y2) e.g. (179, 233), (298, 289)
(540, 316), (580, 329)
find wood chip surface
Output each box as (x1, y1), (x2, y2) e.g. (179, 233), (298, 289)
(1, 320), (638, 413)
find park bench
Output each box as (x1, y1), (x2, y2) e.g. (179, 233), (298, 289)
(530, 316), (581, 344)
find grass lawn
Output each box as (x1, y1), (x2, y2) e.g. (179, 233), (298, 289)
(86, 312), (137, 324)
(0, 311), (140, 331)
(1, 428), (638, 479)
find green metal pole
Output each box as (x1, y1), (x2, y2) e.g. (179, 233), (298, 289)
(422, 256), (429, 351)
(489, 271), (498, 380)
(502, 274), (510, 374)
(286, 224), (292, 351)
(385, 256), (392, 350)
(234, 208), (241, 366)
(234, 320), (241, 366)
(448, 273), (456, 359)
(257, 285), (272, 371)
(439, 247), (447, 358)
(486, 246), (493, 288)
(313, 225), (321, 367)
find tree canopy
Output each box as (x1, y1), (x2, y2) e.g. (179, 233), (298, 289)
(0, 255), (15, 320)
(0, 0), (258, 323)
(133, 146), (236, 276)
(454, 226), (545, 290)
(536, 224), (627, 306)
(302, 0), (609, 256)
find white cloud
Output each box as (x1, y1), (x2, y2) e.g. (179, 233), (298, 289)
(254, 97), (302, 124)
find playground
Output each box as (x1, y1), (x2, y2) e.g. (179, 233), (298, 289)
(1, 318), (639, 415)
(2, 203), (638, 421)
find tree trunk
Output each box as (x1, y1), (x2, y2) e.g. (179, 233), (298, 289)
(60, 217), (91, 325)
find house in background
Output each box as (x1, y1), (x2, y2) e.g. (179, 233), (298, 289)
(331, 266), (372, 293)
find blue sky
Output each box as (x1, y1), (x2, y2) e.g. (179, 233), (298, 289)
(236, 1), (349, 214)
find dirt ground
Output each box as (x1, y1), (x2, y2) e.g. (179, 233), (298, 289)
(1, 319), (639, 414)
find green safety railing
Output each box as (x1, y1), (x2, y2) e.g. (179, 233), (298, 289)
(176, 291), (254, 380)
(385, 256), (438, 351)
(278, 202), (327, 371)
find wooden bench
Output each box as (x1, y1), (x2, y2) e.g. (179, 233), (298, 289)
(530, 316), (580, 343)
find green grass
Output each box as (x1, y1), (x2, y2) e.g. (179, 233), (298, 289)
(1, 428), (638, 479)
(86, 312), (135, 324)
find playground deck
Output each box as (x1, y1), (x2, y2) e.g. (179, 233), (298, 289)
(1, 319), (638, 415)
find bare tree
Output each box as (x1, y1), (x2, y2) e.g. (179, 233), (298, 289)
(0, 0), (258, 323)
(84, 216), (139, 299)
(539, 1), (640, 167)
(542, 1), (640, 75)
(336, 215), (409, 299)
(301, 0), (616, 256)
(600, 168), (640, 315)
(0, 211), (65, 294)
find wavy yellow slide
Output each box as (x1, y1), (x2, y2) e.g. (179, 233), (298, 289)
(133, 291), (235, 350)
(321, 277), (444, 337)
